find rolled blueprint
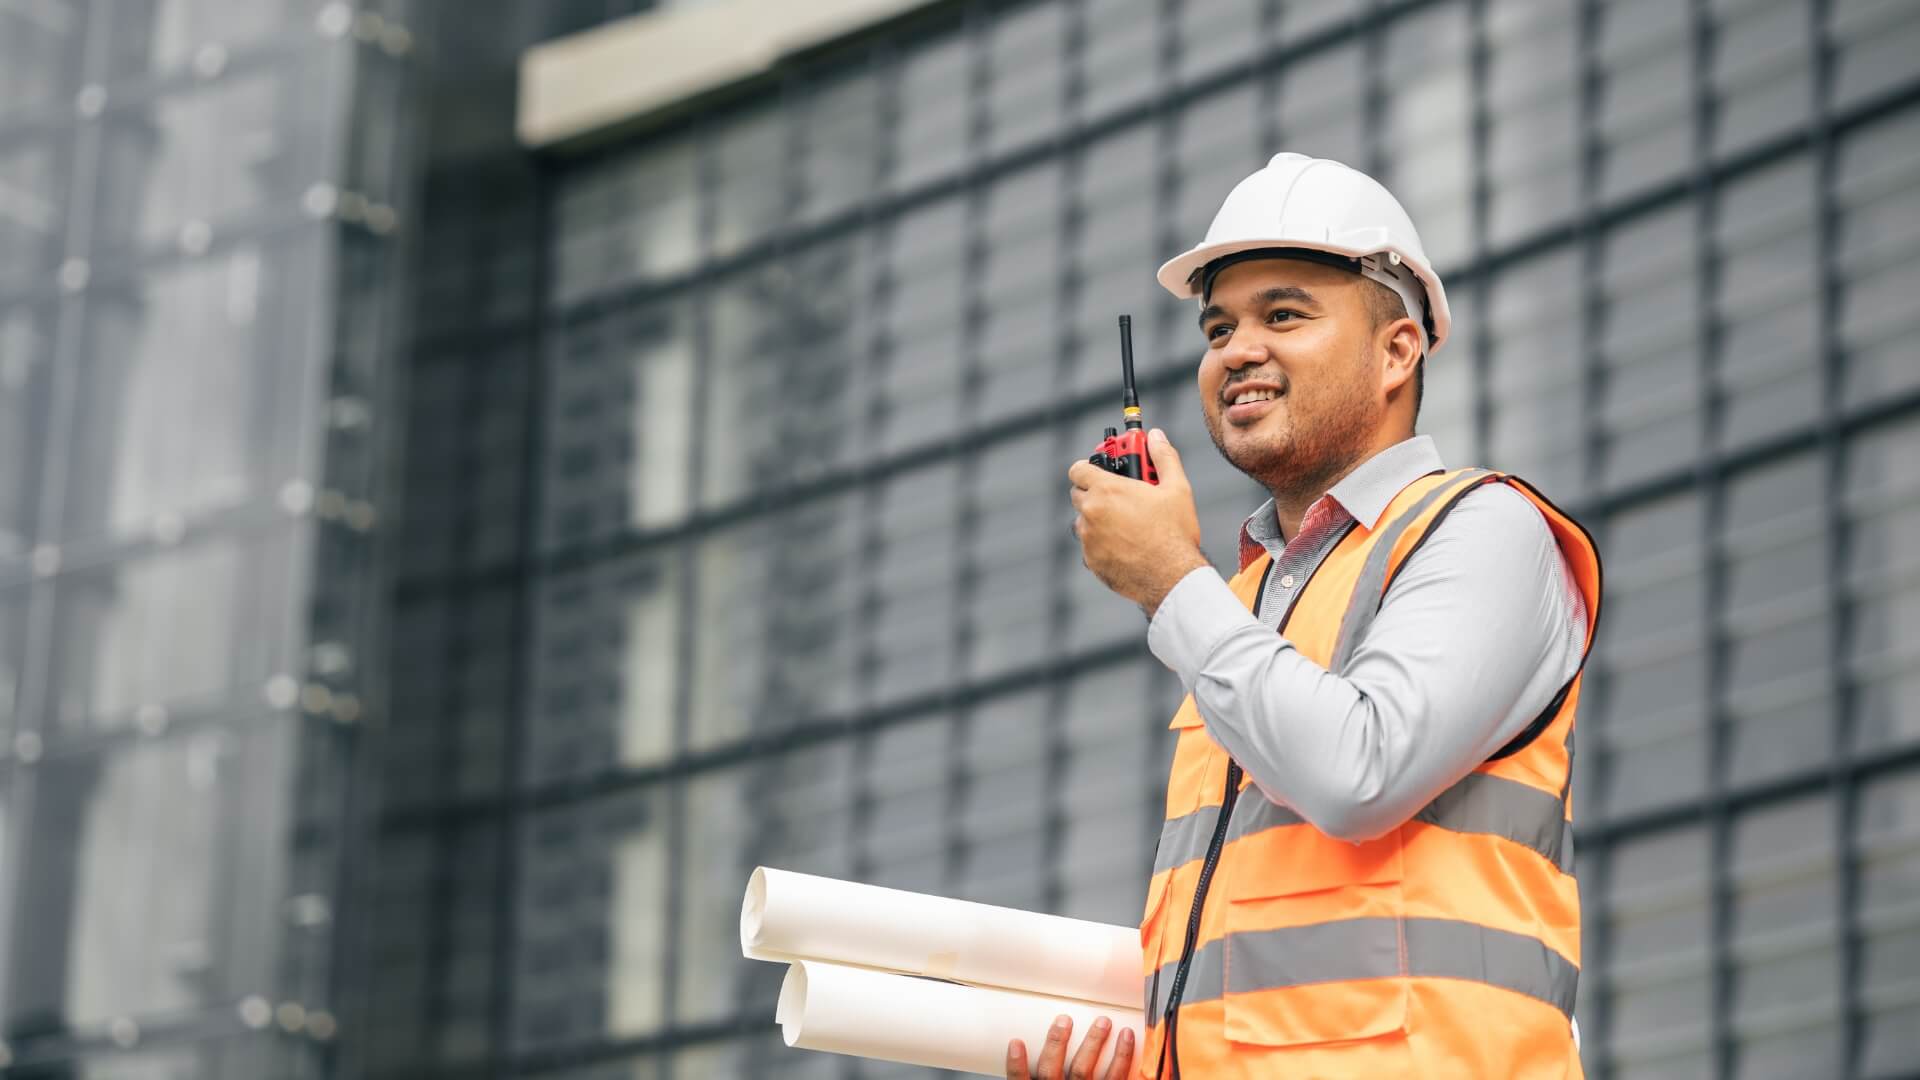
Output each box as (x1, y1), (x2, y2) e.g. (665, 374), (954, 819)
(741, 866), (1140, 1008)
(777, 959), (1144, 1077)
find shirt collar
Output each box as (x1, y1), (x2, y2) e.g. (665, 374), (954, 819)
(1238, 435), (1447, 557)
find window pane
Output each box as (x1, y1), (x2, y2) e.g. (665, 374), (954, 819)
(711, 104), (784, 259)
(1712, 0), (1811, 160)
(0, 141), (67, 295)
(676, 766), (756, 1028)
(361, 821), (501, 1073)
(1073, 126), (1162, 393)
(876, 201), (967, 457)
(617, 137), (701, 284)
(1081, 0), (1158, 118)
(1060, 659), (1158, 926)
(1723, 454), (1834, 784)
(979, 161), (1064, 419)
(1178, 0), (1266, 84)
(1845, 423), (1920, 754)
(1381, 4), (1474, 264)
(530, 552), (680, 786)
(957, 687), (1050, 910)
(1488, 251), (1588, 499)
(869, 462), (959, 705)
(1594, 492), (1710, 816)
(0, 304), (51, 554)
(691, 525), (768, 751)
(1485, 0), (1580, 246)
(0, 2), (85, 118)
(893, 29), (969, 191)
(968, 431), (1057, 681)
(1728, 793), (1841, 1079)
(450, 588), (517, 803)
(1174, 85), (1263, 252)
(1831, 0), (1920, 109)
(542, 301), (695, 551)
(402, 340), (534, 578)
(1423, 286), (1477, 458)
(514, 788), (667, 1051)
(1836, 108), (1920, 407)
(48, 527), (305, 733)
(1717, 159), (1819, 454)
(94, 0), (307, 84)
(5, 724), (296, 1033)
(862, 712), (954, 894)
(1857, 767), (1920, 1075)
(66, 238), (321, 543)
(761, 741), (858, 881)
(1597, 205), (1699, 492)
(1277, 41), (1364, 169)
(1596, 0), (1692, 204)
(1600, 824), (1713, 1077)
(987, 3), (1065, 157)
(93, 67), (319, 254)
(798, 70), (882, 225)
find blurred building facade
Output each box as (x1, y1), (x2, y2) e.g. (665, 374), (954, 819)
(0, 0), (418, 1076)
(4, 0), (1920, 1079)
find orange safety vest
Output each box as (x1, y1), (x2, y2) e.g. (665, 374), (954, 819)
(1139, 467), (1603, 1079)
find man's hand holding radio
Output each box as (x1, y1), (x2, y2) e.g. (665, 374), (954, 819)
(1069, 428), (1210, 619)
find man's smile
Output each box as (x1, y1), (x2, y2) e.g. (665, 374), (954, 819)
(1222, 379), (1286, 426)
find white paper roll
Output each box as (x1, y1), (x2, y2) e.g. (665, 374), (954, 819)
(742, 866), (1141, 1009)
(777, 960), (1144, 1078)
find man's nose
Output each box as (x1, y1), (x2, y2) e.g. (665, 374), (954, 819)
(1220, 335), (1267, 370)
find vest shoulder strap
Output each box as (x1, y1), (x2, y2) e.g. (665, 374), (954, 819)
(1327, 468), (1498, 674)
(1349, 468), (1604, 761)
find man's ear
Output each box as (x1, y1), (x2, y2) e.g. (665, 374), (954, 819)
(1379, 317), (1422, 397)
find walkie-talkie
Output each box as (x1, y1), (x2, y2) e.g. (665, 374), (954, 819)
(1088, 315), (1159, 484)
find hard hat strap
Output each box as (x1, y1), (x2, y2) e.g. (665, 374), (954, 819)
(1354, 254), (1432, 356)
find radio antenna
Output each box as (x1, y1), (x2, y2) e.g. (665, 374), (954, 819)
(1118, 316), (1142, 427)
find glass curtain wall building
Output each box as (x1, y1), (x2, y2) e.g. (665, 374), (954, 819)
(377, 0), (1920, 1077)
(0, 1), (417, 1076)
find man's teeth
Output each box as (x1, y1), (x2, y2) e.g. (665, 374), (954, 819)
(1232, 389), (1278, 405)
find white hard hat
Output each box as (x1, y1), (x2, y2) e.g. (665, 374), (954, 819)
(1157, 152), (1451, 357)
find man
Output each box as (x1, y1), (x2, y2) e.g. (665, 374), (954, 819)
(1007, 153), (1601, 1079)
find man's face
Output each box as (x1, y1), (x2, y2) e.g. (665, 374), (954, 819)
(1194, 258), (1388, 498)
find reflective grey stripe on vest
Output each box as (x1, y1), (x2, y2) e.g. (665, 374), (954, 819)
(1329, 469), (1495, 674)
(1152, 805), (1225, 878)
(1414, 772), (1576, 874)
(1219, 771), (1573, 874)
(1144, 918), (1578, 1025)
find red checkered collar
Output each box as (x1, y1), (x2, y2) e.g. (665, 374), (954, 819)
(1234, 435), (1447, 572)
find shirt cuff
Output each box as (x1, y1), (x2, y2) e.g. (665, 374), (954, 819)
(1147, 566), (1265, 688)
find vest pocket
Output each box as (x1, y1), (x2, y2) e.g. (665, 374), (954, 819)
(1136, 869), (1171, 1077)
(1221, 832), (1409, 1047)
(1139, 870), (1170, 959)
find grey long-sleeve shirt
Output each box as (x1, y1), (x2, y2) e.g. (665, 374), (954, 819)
(1146, 435), (1589, 843)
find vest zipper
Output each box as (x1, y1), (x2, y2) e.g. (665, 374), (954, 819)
(1154, 532), (1348, 1077)
(1158, 759), (1241, 1080)
(1158, 558), (1276, 1080)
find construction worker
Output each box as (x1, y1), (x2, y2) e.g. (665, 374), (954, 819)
(1008, 153), (1601, 1079)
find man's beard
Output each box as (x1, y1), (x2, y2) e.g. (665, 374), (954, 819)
(1203, 351), (1381, 509)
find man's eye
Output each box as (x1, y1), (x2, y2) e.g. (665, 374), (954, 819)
(1267, 309), (1301, 323)
(1206, 324), (1232, 341)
